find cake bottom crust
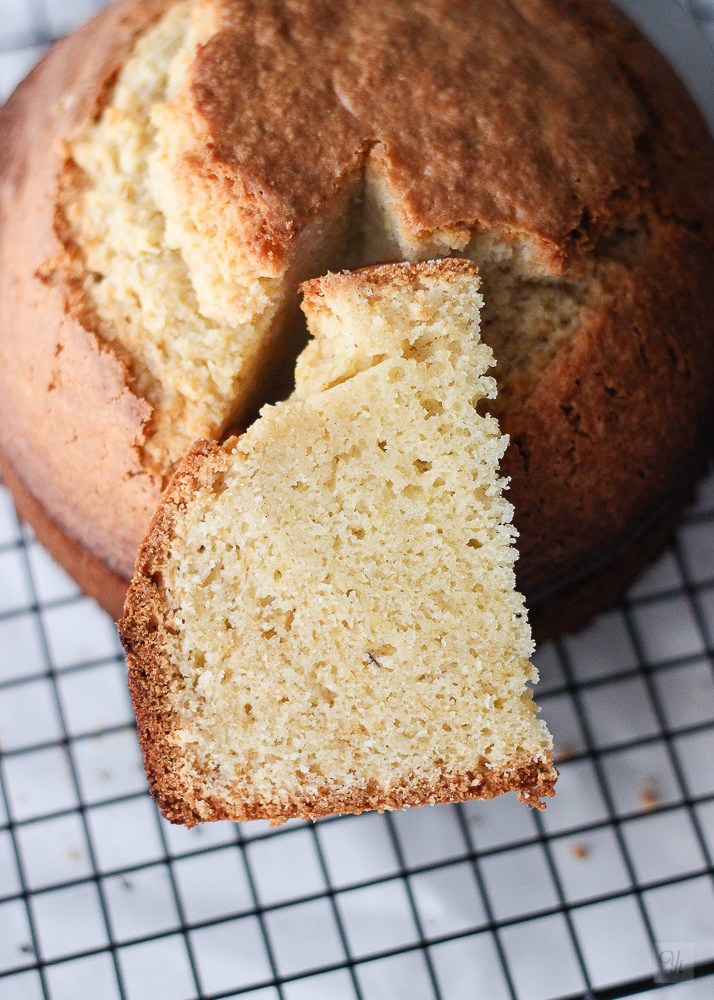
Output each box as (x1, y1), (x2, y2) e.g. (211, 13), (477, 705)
(0, 441), (700, 639)
(152, 759), (558, 828)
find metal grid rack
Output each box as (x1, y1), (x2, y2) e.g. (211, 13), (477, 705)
(2, 1), (714, 998)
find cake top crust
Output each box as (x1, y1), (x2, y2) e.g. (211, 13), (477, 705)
(189, 0), (655, 262)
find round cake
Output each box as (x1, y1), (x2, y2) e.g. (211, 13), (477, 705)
(1, 0), (713, 636)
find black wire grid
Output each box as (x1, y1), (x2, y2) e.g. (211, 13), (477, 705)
(2, 2), (714, 998)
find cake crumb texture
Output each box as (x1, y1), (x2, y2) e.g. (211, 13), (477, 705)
(120, 259), (556, 826)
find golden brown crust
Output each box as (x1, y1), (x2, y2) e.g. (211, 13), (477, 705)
(193, 0), (644, 265)
(505, 220), (714, 597)
(300, 258), (479, 301)
(160, 761), (557, 828)
(190, 0), (714, 261)
(488, 0), (714, 598)
(0, 0), (174, 580)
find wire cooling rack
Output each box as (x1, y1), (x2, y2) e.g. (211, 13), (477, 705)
(3, 1), (714, 998)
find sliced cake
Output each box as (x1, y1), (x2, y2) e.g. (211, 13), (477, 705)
(119, 260), (556, 825)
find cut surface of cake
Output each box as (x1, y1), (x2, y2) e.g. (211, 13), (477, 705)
(119, 260), (556, 825)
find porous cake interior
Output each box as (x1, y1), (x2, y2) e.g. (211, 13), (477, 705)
(145, 262), (553, 818)
(60, 0), (628, 475)
(65, 2), (361, 470)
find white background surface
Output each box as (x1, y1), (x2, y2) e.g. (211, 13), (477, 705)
(2, 1), (714, 998)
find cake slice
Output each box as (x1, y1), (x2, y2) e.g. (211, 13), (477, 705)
(119, 259), (556, 825)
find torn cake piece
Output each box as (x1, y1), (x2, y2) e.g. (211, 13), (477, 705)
(119, 259), (556, 825)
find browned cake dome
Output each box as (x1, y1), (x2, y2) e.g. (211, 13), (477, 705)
(1, 0), (713, 634)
